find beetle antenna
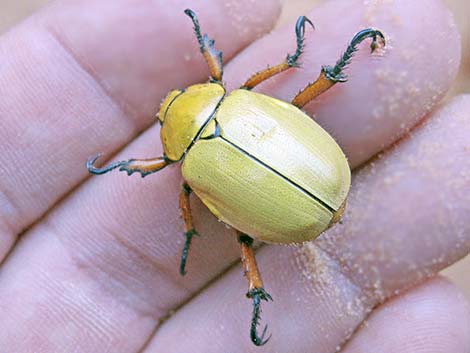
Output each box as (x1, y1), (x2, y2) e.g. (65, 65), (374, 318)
(248, 288), (273, 346)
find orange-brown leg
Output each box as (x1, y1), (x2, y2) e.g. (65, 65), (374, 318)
(292, 28), (385, 108)
(86, 154), (170, 178)
(238, 231), (272, 346)
(185, 9), (223, 82)
(241, 16), (314, 90)
(179, 183), (199, 276)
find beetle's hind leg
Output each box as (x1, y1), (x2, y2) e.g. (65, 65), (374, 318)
(238, 231), (273, 346)
(241, 16), (314, 90)
(87, 154), (170, 178)
(179, 182), (199, 276)
(292, 28), (385, 108)
(185, 9), (224, 82)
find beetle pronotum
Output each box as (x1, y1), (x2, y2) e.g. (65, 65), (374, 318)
(87, 9), (385, 346)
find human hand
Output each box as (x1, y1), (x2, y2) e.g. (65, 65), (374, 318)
(0, 0), (468, 352)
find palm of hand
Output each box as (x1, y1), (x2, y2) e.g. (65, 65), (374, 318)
(0, 1), (468, 352)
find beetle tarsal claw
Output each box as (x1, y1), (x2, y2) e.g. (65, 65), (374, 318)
(86, 154), (130, 175)
(179, 229), (199, 276)
(370, 31), (386, 53)
(248, 288), (273, 346)
(286, 15), (315, 67)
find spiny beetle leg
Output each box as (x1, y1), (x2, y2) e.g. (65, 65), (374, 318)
(179, 183), (199, 276)
(241, 16), (314, 90)
(184, 9), (224, 82)
(248, 288), (273, 346)
(238, 232), (273, 346)
(292, 28), (385, 108)
(86, 154), (170, 178)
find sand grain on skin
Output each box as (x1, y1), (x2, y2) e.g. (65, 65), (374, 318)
(300, 96), (470, 306)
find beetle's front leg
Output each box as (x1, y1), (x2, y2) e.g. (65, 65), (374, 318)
(184, 9), (224, 82)
(292, 28), (385, 108)
(241, 16), (314, 90)
(238, 231), (273, 346)
(87, 154), (170, 178)
(179, 182), (199, 276)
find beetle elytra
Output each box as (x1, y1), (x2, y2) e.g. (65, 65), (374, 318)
(87, 9), (385, 346)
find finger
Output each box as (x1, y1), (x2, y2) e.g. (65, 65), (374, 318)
(148, 95), (470, 352)
(316, 95), (470, 299)
(225, 0), (461, 166)
(341, 277), (470, 353)
(0, 0), (281, 260)
(0, 2), (461, 351)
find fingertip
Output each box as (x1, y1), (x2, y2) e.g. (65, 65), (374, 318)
(40, 0), (283, 122)
(343, 277), (470, 353)
(225, 0), (462, 168)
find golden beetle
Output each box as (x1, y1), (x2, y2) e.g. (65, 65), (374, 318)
(87, 9), (385, 346)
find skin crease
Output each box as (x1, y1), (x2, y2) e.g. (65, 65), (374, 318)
(341, 278), (470, 353)
(0, 1), (468, 353)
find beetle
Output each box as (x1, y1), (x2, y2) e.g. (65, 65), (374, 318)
(87, 9), (385, 346)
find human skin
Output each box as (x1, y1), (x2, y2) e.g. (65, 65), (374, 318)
(0, 0), (469, 352)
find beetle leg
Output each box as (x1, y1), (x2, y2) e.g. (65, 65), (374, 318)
(184, 9), (224, 83)
(179, 182), (199, 276)
(241, 16), (314, 90)
(86, 154), (170, 178)
(238, 232), (273, 346)
(292, 28), (385, 108)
